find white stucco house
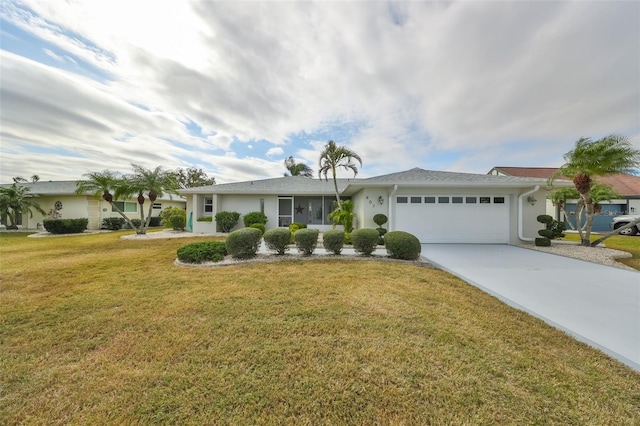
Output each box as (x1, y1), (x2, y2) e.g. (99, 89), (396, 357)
(0, 181), (186, 230)
(180, 168), (570, 244)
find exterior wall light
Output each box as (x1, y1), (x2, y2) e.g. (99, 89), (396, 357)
(378, 196), (384, 205)
(527, 195), (537, 206)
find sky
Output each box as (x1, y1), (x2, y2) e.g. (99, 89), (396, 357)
(1, 0), (638, 184)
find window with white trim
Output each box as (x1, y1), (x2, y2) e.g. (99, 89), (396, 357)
(204, 198), (213, 213)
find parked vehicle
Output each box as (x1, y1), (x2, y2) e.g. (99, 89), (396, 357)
(610, 215), (640, 235)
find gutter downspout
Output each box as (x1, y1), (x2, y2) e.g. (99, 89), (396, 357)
(518, 185), (539, 242)
(389, 184), (398, 231)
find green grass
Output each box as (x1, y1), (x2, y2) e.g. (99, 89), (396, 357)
(561, 233), (640, 270)
(1, 232), (639, 424)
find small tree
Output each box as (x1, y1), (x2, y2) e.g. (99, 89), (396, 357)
(0, 183), (46, 229)
(551, 135), (640, 246)
(318, 140), (362, 209)
(327, 199), (356, 233)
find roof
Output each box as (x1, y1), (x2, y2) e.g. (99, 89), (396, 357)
(0, 181), (184, 201)
(180, 167), (566, 195)
(179, 176), (353, 195)
(353, 167), (559, 188)
(491, 167), (640, 197)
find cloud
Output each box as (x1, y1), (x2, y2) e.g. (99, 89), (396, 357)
(266, 147), (284, 157)
(1, 1), (638, 184)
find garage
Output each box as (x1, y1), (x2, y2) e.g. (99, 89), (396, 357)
(395, 194), (510, 243)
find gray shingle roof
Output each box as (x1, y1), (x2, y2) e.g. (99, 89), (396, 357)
(0, 181), (183, 201)
(353, 167), (564, 188)
(179, 176), (353, 195)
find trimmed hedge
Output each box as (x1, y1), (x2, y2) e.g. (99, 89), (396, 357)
(243, 211), (268, 227)
(43, 218), (88, 234)
(249, 223), (266, 234)
(294, 228), (319, 256)
(322, 229), (344, 255)
(102, 217), (125, 230)
(373, 213), (388, 227)
(351, 228), (380, 256)
(216, 211), (240, 233)
(384, 231), (421, 260)
(225, 227), (263, 259)
(263, 228), (291, 255)
(177, 241), (227, 263)
(289, 222), (307, 243)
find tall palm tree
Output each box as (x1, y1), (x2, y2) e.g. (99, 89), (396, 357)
(125, 164), (180, 233)
(0, 183), (46, 229)
(552, 135), (640, 246)
(76, 170), (138, 231)
(318, 140), (362, 209)
(284, 156), (314, 177)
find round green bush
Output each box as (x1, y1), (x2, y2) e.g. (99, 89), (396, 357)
(225, 227), (263, 259)
(373, 213), (388, 227)
(322, 229), (345, 255)
(168, 214), (186, 231)
(294, 228), (319, 256)
(536, 215), (553, 225)
(263, 228), (291, 255)
(535, 237), (551, 247)
(215, 211), (240, 233)
(249, 223), (266, 234)
(289, 222), (307, 243)
(177, 241), (227, 263)
(243, 211), (268, 227)
(351, 228), (380, 256)
(102, 217), (125, 230)
(384, 231), (421, 260)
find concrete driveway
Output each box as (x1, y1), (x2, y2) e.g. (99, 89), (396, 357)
(420, 244), (640, 372)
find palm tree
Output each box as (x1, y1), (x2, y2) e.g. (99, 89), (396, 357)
(124, 164), (180, 233)
(318, 140), (362, 209)
(284, 156), (314, 177)
(76, 171), (138, 231)
(552, 135), (640, 246)
(0, 183), (46, 229)
(550, 183), (620, 231)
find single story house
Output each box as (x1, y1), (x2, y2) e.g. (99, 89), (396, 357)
(488, 167), (640, 231)
(180, 167), (570, 244)
(0, 181), (186, 230)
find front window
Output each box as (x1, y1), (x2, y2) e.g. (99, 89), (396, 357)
(112, 201), (137, 213)
(204, 198), (213, 213)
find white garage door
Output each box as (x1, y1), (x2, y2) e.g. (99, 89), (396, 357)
(395, 195), (510, 243)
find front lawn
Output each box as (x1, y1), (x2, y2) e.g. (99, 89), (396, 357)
(1, 232), (638, 424)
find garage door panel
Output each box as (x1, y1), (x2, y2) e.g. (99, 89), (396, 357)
(396, 197), (509, 243)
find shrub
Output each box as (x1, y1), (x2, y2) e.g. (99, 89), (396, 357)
(177, 241), (227, 263)
(243, 211), (268, 227)
(161, 207), (186, 231)
(102, 217), (125, 230)
(351, 228), (380, 256)
(149, 216), (162, 227)
(294, 228), (319, 256)
(327, 200), (355, 233)
(322, 229), (344, 255)
(289, 222), (307, 243)
(216, 211), (240, 233)
(197, 217), (213, 222)
(535, 214), (565, 246)
(344, 232), (352, 245)
(373, 213), (388, 227)
(249, 223), (265, 234)
(535, 237), (551, 247)
(43, 218), (89, 234)
(225, 227), (262, 259)
(384, 231), (422, 260)
(263, 228), (291, 255)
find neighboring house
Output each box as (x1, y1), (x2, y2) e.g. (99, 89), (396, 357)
(180, 167), (569, 244)
(0, 181), (186, 230)
(488, 167), (640, 231)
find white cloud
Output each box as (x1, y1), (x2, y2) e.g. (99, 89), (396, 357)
(266, 147), (284, 157)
